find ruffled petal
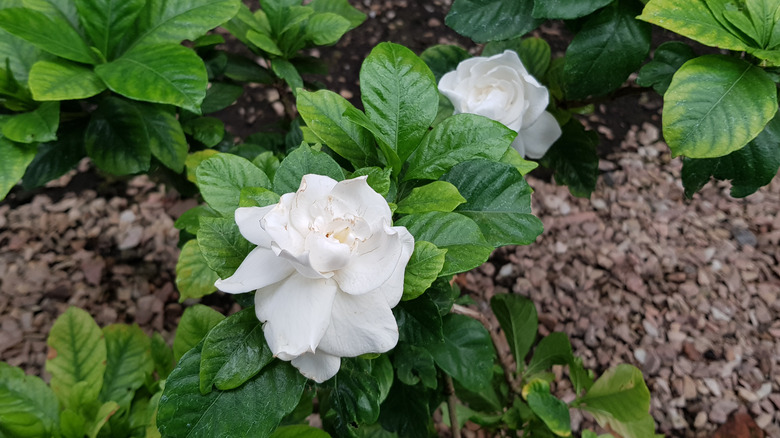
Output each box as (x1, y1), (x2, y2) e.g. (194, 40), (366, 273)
(367, 226), (414, 307)
(328, 176), (392, 231)
(254, 275), (338, 359)
(290, 351), (341, 383)
(215, 247), (295, 294)
(316, 290), (399, 357)
(518, 111), (562, 159)
(235, 206), (274, 247)
(305, 233), (351, 273)
(276, 247), (332, 279)
(331, 228), (401, 295)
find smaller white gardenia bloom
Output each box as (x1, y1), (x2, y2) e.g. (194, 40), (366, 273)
(439, 50), (562, 159)
(215, 174), (414, 383)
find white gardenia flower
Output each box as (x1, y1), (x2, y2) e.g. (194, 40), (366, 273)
(215, 174), (414, 382)
(439, 50), (562, 159)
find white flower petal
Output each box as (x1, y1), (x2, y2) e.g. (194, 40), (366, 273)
(518, 79), (549, 129)
(254, 275), (338, 358)
(305, 233), (351, 273)
(328, 176), (392, 229)
(290, 351), (341, 383)
(215, 247), (295, 294)
(517, 111), (562, 159)
(332, 229), (401, 295)
(368, 226), (414, 308)
(276, 247), (332, 279)
(263, 196), (306, 254)
(317, 290), (399, 357)
(235, 206), (274, 247)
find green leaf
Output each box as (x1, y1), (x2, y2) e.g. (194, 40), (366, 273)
(378, 381), (432, 438)
(74, 0), (145, 58)
(305, 12), (351, 45)
(183, 117), (225, 148)
(419, 44), (470, 82)
(524, 380), (571, 437)
(393, 343), (437, 389)
(201, 82), (244, 114)
(482, 37), (551, 80)
(28, 59), (106, 100)
(0, 136), (35, 200)
(681, 111), (780, 197)
(540, 119), (599, 198)
(396, 181), (465, 215)
(428, 313), (494, 391)
(172, 304), (225, 361)
(273, 143), (345, 194)
(252, 151), (281, 181)
(176, 239), (219, 301)
(441, 160), (543, 246)
(500, 146), (539, 175)
(309, 0), (365, 29)
(297, 89), (376, 167)
(174, 205), (219, 235)
(579, 365), (651, 422)
(0, 362), (59, 437)
(271, 425), (331, 438)
(271, 58), (303, 95)
(0, 7), (95, 63)
(151, 332), (175, 380)
(87, 401), (120, 438)
(130, 0), (241, 47)
(360, 42), (438, 162)
(636, 41), (696, 95)
(330, 358), (381, 426)
(196, 152), (272, 215)
(224, 53), (273, 83)
(402, 241), (447, 301)
(157, 345), (305, 438)
(100, 324), (154, 408)
(395, 293), (444, 346)
(95, 44), (207, 113)
(569, 356), (594, 395)
(246, 30), (282, 56)
(396, 212), (492, 276)
(490, 294), (537, 372)
(663, 54), (777, 158)
(445, 0), (541, 43)
(144, 105), (188, 173)
(85, 97), (152, 175)
(239, 186), (281, 208)
(350, 167), (391, 197)
(563, 1), (651, 99)
(638, 0), (750, 51)
(532, 0), (612, 19)
(524, 332), (574, 377)
(22, 120), (85, 190)
(200, 307), (273, 393)
(45, 307), (107, 410)
(196, 216), (254, 279)
(59, 409), (86, 438)
(0, 26), (45, 85)
(404, 114), (514, 181)
(2, 101), (58, 143)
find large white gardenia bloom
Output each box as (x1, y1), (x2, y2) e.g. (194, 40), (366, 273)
(439, 50), (562, 159)
(215, 174), (414, 382)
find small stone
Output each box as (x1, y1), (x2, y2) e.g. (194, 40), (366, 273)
(709, 400), (739, 424)
(683, 376), (697, 400)
(704, 378), (722, 398)
(634, 348), (647, 364)
(755, 413), (772, 430)
(738, 386), (758, 403)
(642, 319), (659, 338)
(694, 411), (708, 429)
(732, 226), (757, 246)
(711, 306), (731, 322)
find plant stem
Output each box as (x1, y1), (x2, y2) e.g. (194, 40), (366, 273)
(445, 375), (461, 438)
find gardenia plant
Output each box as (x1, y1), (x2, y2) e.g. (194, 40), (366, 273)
(439, 50), (562, 159)
(215, 174), (414, 382)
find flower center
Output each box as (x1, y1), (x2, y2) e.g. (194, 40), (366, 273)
(328, 226), (352, 244)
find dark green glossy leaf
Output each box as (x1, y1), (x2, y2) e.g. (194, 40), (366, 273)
(490, 294), (537, 372)
(393, 343), (437, 389)
(0, 362), (59, 437)
(100, 324), (154, 408)
(330, 358), (381, 426)
(0, 7), (96, 63)
(172, 304), (224, 361)
(419, 44), (470, 82)
(532, 0), (613, 19)
(445, 0), (541, 43)
(402, 241), (447, 301)
(0, 136), (36, 200)
(183, 116), (225, 147)
(636, 41), (696, 95)
(482, 37), (551, 80)
(273, 143), (344, 194)
(428, 314), (494, 391)
(201, 82), (244, 114)
(196, 216), (254, 279)
(270, 425), (331, 438)
(174, 205), (220, 235)
(130, 0), (241, 47)
(28, 59), (106, 100)
(196, 152), (271, 215)
(271, 58), (303, 94)
(2, 101), (58, 143)
(524, 332), (574, 378)
(224, 53), (273, 83)
(144, 105), (188, 173)
(360, 42), (438, 162)
(200, 307), (273, 393)
(442, 160), (543, 246)
(540, 119), (599, 198)
(395, 293), (444, 346)
(378, 381), (432, 438)
(22, 120), (85, 189)
(176, 239), (219, 301)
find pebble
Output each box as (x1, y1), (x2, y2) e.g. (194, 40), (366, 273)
(709, 400), (740, 424)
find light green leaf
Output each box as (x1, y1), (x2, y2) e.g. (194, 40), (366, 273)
(483, 37), (551, 80)
(29, 59), (106, 100)
(297, 89), (376, 167)
(404, 114), (514, 181)
(273, 143), (344, 194)
(157, 344), (305, 438)
(0, 7), (96, 63)
(532, 0), (612, 19)
(85, 97), (151, 175)
(395, 211), (492, 277)
(200, 307), (273, 393)
(100, 324), (154, 408)
(308, 0), (365, 29)
(402, 241), (447, 301)
(252, 151), (281, 181)
(524, 380), (571, 437)
(0, 136), (35, 200)
(0, 27), (45, 84)
(246, 30), (282, 56)
(490, 294), (538, 372)
(74, 0), (145, 58)
(196, 152), (272, 215)
(540, 119), (600, 198)
(95, 43), (207, 113)
(636, 41), (696, 95)
(305, 12), (351, 45)
(130, 0), (241, 47)
(442, 160), (543, 246)
(45, 307), (107, 410)
(172, 304), (224, 361)
(350, 166), (391, 197)
(86, 401), (120, 438)
(175, 239), (219, 302)
(638, 0), (750, 51)
(151, 332), (175, 380)
(524, 332), (574, 377)
(428, 314), (495, 391)
(419, 44), (470, 82)
(0, 362), (59, 437)
(396, 181), (465, 215)
(59, 409), (86, 438)
(563, 1), (651, 99)
(663, 54), (778, 158)
(445, 0), (541, 43)
(500, 146), (538, 175)
(360, 42), (438, 162)
(2, 101), (58, 143)
(579, 365), (651, 422)
(239, 186), (281, 207)
(271, 425), (330, 438)
(197, 216), (254, 279)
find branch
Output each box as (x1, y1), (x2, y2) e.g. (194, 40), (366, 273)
(445, 375), (462, 438)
